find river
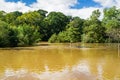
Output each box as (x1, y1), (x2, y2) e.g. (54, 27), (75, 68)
(0, 43), (119, 80)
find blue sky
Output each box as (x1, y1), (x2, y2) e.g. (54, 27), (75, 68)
(5, 0), (37, 5)
(71, 0), (101, 9)
(1, 0), (118, 19)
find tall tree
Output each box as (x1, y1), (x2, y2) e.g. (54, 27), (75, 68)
(42, 12), (70, 41)
(82, 10), (106, 43)
(0, 21), (10, 47)
(102, 6), (120, 42)
(0, 11), (6, 21)
(17, 25), (40, 46)
(66, 17), (84, 42)
(49, 17), (84, 43)
(16, 10), (46, 26)
(4, 11), (22, 25)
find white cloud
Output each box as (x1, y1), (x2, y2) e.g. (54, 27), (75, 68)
(30, 0), (78, 12)
(0, 0), (119, 19)
(30, 0), (102, 19)
(63, 7), (102, 19)
(0, 0), (101, 19)
(93, 0), (120, 8)
(0, 0), (31, 12)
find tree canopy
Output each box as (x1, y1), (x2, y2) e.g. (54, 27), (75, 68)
(0, 7), (120, 47)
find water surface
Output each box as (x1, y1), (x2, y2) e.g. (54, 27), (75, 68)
(0, 43), (120, 80)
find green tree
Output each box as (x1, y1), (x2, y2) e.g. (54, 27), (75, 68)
(0, 11), (6, 21)
(48, 33), (58, 43)
(49, 26), (82, 43)
(67, 26), (81, 43)
(37, 9), (48, 17)
(16, 11), (45, 26)
(8, 26), (19, 47)
(0, 21), (10, 47)
(4, 11), (22, 25)
(48, 17), (83, 43)
(102, 6), (120, 42)
(82, 10), (106, 43)
(66, 17), (84, 42)
(57, 31), (69, 42)
(17, 25), (40, 46)
(44, 12), (69, 40)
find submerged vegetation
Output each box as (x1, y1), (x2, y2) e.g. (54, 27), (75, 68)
(0, 6), (120, 47)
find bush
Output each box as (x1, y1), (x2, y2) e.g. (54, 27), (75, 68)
(48, 26), (81, 43)
(48, 33), (58, 43)
(57, 31), (69, 42)
(17, 25), (40, 46)
(0, 21), (10, 47)
(8, 26), (19, 47)
(0, 23), (41, 47)
(81, 33), (95, 43)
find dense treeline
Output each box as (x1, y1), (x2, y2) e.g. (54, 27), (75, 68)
(0, 6), (120, 47)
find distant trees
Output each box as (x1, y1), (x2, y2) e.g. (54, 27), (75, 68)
(48, 17), (84, 43)
(0, 21), (10, 47)
(82, 10), (106, 43)
(3, 11), (22, 25)
(0, 11), (6, 21)
(102, 6), (120, 42)
(16, 11), (45, 26)
(17, 25), (40, 46)
(0, 21), (40, 47)
(42, 12), (70, 41)
(8, 26), (19, 47)
(0, 7), (119, 47)
(66, 17), (84, 42)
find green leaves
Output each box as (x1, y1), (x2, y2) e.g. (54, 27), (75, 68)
(4, 11), (22, 25)
(17, 25), (40, 46)
(67, 26), (81, 43)
(82, 10), (106, 43)
(0, 21), (40, 47)
(16, 11), (44, 26)
(48, 33), (58, 43)
(48, 17), (83, 43)
(0, 21), (10, 47)
(102, 6), (120, 42)
(46, 12), (69, 34)
(0, 7), (119, 46)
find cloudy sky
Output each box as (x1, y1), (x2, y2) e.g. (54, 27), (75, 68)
(0, 0), (119, 19)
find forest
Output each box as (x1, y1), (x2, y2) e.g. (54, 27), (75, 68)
(0, 6), (120, 47)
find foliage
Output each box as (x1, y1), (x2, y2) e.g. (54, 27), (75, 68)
(66, 17), (84, 42)
(0, 7), (119, 47)
(17, 25), (40, 46)
(0, 21), (40, 47)
(0, 11), (6, 21)
(67, 26), (81, 42)
(82, 10), (106, 43)
(48, 17), (83, 43)
(102, 6), (120, 42)
(0, 21), (10, 47)
(43, 12), (70, 40)
(48, 33), (58, 43)
(57, 31), (69, 42)
(16, 11), (45, 26)
(4, 11), (22, 25)
(8, 26), (19, 47)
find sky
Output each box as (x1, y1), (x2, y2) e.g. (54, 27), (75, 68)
(0, 0), (119, 19)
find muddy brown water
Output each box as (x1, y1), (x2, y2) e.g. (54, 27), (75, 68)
(0, 43), (120, 80)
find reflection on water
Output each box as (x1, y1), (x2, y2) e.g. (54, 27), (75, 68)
(1, 63), (96, 80)
(0, 43), (120, 80)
